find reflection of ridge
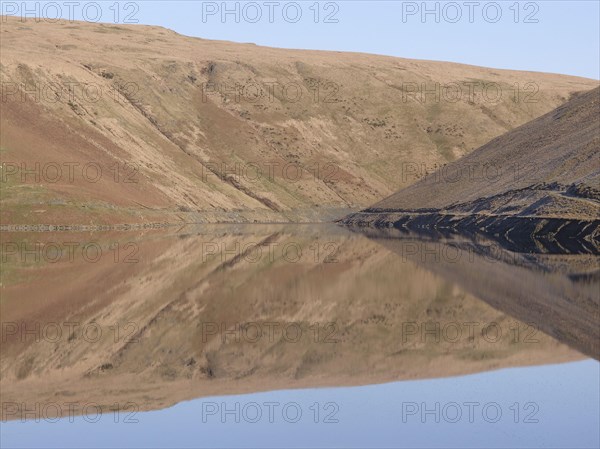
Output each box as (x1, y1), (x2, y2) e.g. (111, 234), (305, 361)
(211, 232), (282, 273)
(350, 226), (600, 360)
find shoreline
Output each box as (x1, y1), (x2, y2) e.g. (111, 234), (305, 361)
(339, 211), (600, 255)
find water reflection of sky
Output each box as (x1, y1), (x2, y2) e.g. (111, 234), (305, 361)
(3, 359), (598, 449)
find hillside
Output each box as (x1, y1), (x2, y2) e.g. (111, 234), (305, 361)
(341, 87), (600, 245)
(355, 87), (599, 217)
(1, 16), (597, 225)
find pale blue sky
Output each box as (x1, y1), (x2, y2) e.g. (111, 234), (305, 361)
(4, 1), (600, 79)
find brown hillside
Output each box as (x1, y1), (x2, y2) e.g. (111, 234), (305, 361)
(1, 16), (597, 224)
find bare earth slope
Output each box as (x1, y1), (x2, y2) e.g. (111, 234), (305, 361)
(1, 16), (597, 225)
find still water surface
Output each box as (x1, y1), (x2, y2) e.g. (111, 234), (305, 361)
(1, 224), (598, 448)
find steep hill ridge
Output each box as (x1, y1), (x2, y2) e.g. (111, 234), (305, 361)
(368, 87), (600, 218)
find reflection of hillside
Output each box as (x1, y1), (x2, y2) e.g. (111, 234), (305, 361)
(0, 225), (582, 420)
(352, 227), (600, 359)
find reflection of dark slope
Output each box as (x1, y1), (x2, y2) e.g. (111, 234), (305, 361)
(345, 213), (599, 254)
(362, 228), (600, 359)
(355, 213), (600, 254)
